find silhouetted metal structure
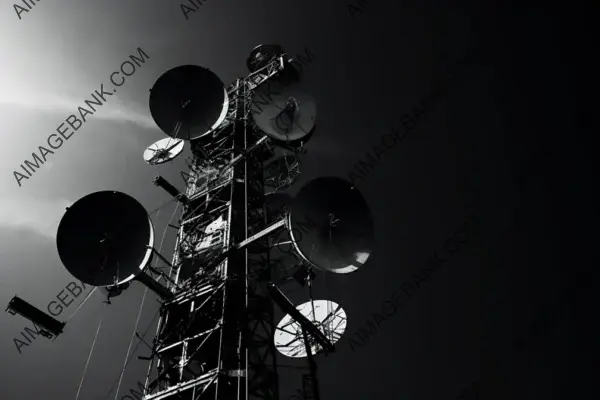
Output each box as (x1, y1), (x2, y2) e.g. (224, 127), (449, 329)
(56, 191), (175, 301)
(5, 296), (65, 339)
(289, 177), (373, 274)
(55, 44), (374, 400)
(140, 48), (306, 400)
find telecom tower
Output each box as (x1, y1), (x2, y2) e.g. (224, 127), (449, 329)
(52, 44), (374, 400)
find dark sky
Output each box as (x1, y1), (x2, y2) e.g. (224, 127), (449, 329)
(0, 1), (593, 399)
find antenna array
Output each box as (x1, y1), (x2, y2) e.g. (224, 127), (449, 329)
(37, 44), (374, 400)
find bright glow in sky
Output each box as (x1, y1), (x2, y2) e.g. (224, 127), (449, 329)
(0, 87), (156, 130)
(0, 196), (71, 238)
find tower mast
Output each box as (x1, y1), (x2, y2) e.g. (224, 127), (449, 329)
(143, 54), (289, 400)
(52, 44), (366, 400)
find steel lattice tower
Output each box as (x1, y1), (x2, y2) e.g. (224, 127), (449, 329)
(37, 45), (358, 400)
(142, 54), (291, 400)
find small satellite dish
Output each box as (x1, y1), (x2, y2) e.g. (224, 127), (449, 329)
(246, 44), (285, 73)
(56, 191), (154, 287)
(288, 177), (374, 274)
(274, 300), (347, 358)
(149, 65), (229, 141)
(143, 137), (184, 165)
(251, 80), (316, 144)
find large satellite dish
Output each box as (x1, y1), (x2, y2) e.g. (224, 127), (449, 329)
(149, 65), (229, 141)
(143, 137), (184, 165)
(288, 177), (374, 274)
(56, 191), (154, 287)
(251, 80), (316, 144)
(274, 300), (347, 358)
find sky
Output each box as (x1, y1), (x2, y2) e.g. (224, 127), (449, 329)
(0, 1), (593, 400)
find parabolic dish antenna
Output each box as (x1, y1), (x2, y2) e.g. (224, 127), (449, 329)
(149, 65), (229, 141)
(251, 80), (316, 144)
(274, 300), (347, 358)
(288, 177), (374, 274)
(56, 191), (154, 287)
(143, 137), (184, 165)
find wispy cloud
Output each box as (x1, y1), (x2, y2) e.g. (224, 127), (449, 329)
(0, 197), (71, 238)
(0, 91), (156, 130)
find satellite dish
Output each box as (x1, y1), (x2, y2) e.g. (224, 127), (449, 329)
(143, 137), (184, 165)
(149, 65), (229, 141)
(251, 80), (316, 144)
(274, 300), (347, 358)
(246, 44), (285, 73)
(288, 177), (374, 274)
(56, 191), (154, 287)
